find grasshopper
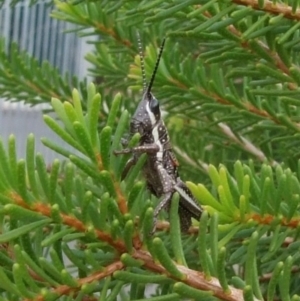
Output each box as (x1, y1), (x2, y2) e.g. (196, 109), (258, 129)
(114, 35), (202, 233)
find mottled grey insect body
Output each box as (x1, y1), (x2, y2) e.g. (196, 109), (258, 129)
(114, 37), (202, 233)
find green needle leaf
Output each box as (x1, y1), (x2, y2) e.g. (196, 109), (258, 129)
(99, 170), (116, 197)
(64, 101), (78, 124)
(280, 256), (293, 301)
(152, 237), (185, 280)
(88, 93), (102, 148)
(217, 247), (230, 293)
(36, 153), (50, 199)
(49, 159), (60, 205)
(61, 269), (78, 287)
(26, 134), (38, 197)
(2, 204), (45, 223)
(120, 253), (144, 267)
(127, 181), (144, 211)
(173, 282), (213, 300)
(198, 211), (211, 279)
(41, 138), (74, 158)
(0, 268), (22, 296)
(41, 227), (74, 247)
(107, 92), (122, 128)
(219, 167), (238, 211)
(13, 263), (35, 298)
(21, 250), (59, 286)
(39, 257), (62, 282)
(210, 212), (219, 273)
(43, 115), (84, 153)
(186, 182), (223, 211)
(170, 193), (187, 266)
(208, 164), (221, 188)
(72, 88), (85, 126)
(7, 135), (17, 190)
(245, 231), (263, 300)
(73, 121), (96, 161)
(124, 220), (134, 253)
(267, 261), (283, 301)
(51, 98), (74, 134)
(114, 271), (173, 284)
(17, 159), (30, 204)
(100, 126), (112, 170)
(244, 285), (254, 301)
(142, 206), (154, 253)
(0, 219), (51, 243)
(145, 0), (197, 22)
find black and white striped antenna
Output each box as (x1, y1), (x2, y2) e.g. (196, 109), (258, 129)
(136, 31), (147, 93)
(146, 38), (166, 97)
(136, 31), (166, 96)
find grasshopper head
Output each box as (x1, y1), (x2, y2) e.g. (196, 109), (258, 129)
(130, 91), (161, 136)
(130, 34), (165, 137)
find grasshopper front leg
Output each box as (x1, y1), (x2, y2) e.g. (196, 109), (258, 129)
(114, 143), (160, 180)
(114, 143), (160, 156)
(119, 156), (138, 180)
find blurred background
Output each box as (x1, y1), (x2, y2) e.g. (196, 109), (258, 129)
(0, 0), (91, 162)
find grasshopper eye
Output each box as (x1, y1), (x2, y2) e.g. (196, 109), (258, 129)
(150, 97), (160, 116)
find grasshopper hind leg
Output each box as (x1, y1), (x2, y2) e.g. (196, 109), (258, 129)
(150, 191), (173, 235)
(178, 204), (193, 232)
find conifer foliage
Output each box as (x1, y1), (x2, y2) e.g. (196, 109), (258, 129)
(1, 1), (300, 300)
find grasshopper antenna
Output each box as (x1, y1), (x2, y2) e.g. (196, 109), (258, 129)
(136, 31), (147, 93)
(146, 38), (166, 97)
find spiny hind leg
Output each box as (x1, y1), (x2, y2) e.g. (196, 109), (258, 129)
(150, 163), (175, 234)
(174, 178), (202, 220)
(178, 204), (193, 232)
(151, 191), (173, 234)
(163, 197), (192, 232)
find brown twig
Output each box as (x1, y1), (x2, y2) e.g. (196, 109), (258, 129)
(25, 261), (125, 301)
(233, 0), (300, 21)
(133, 249), (260, 301)
(8, 191), (290, 301)
(227, 24), (298, 91)
(251, 213), (300, 228)
(9, 192), (127, 253)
